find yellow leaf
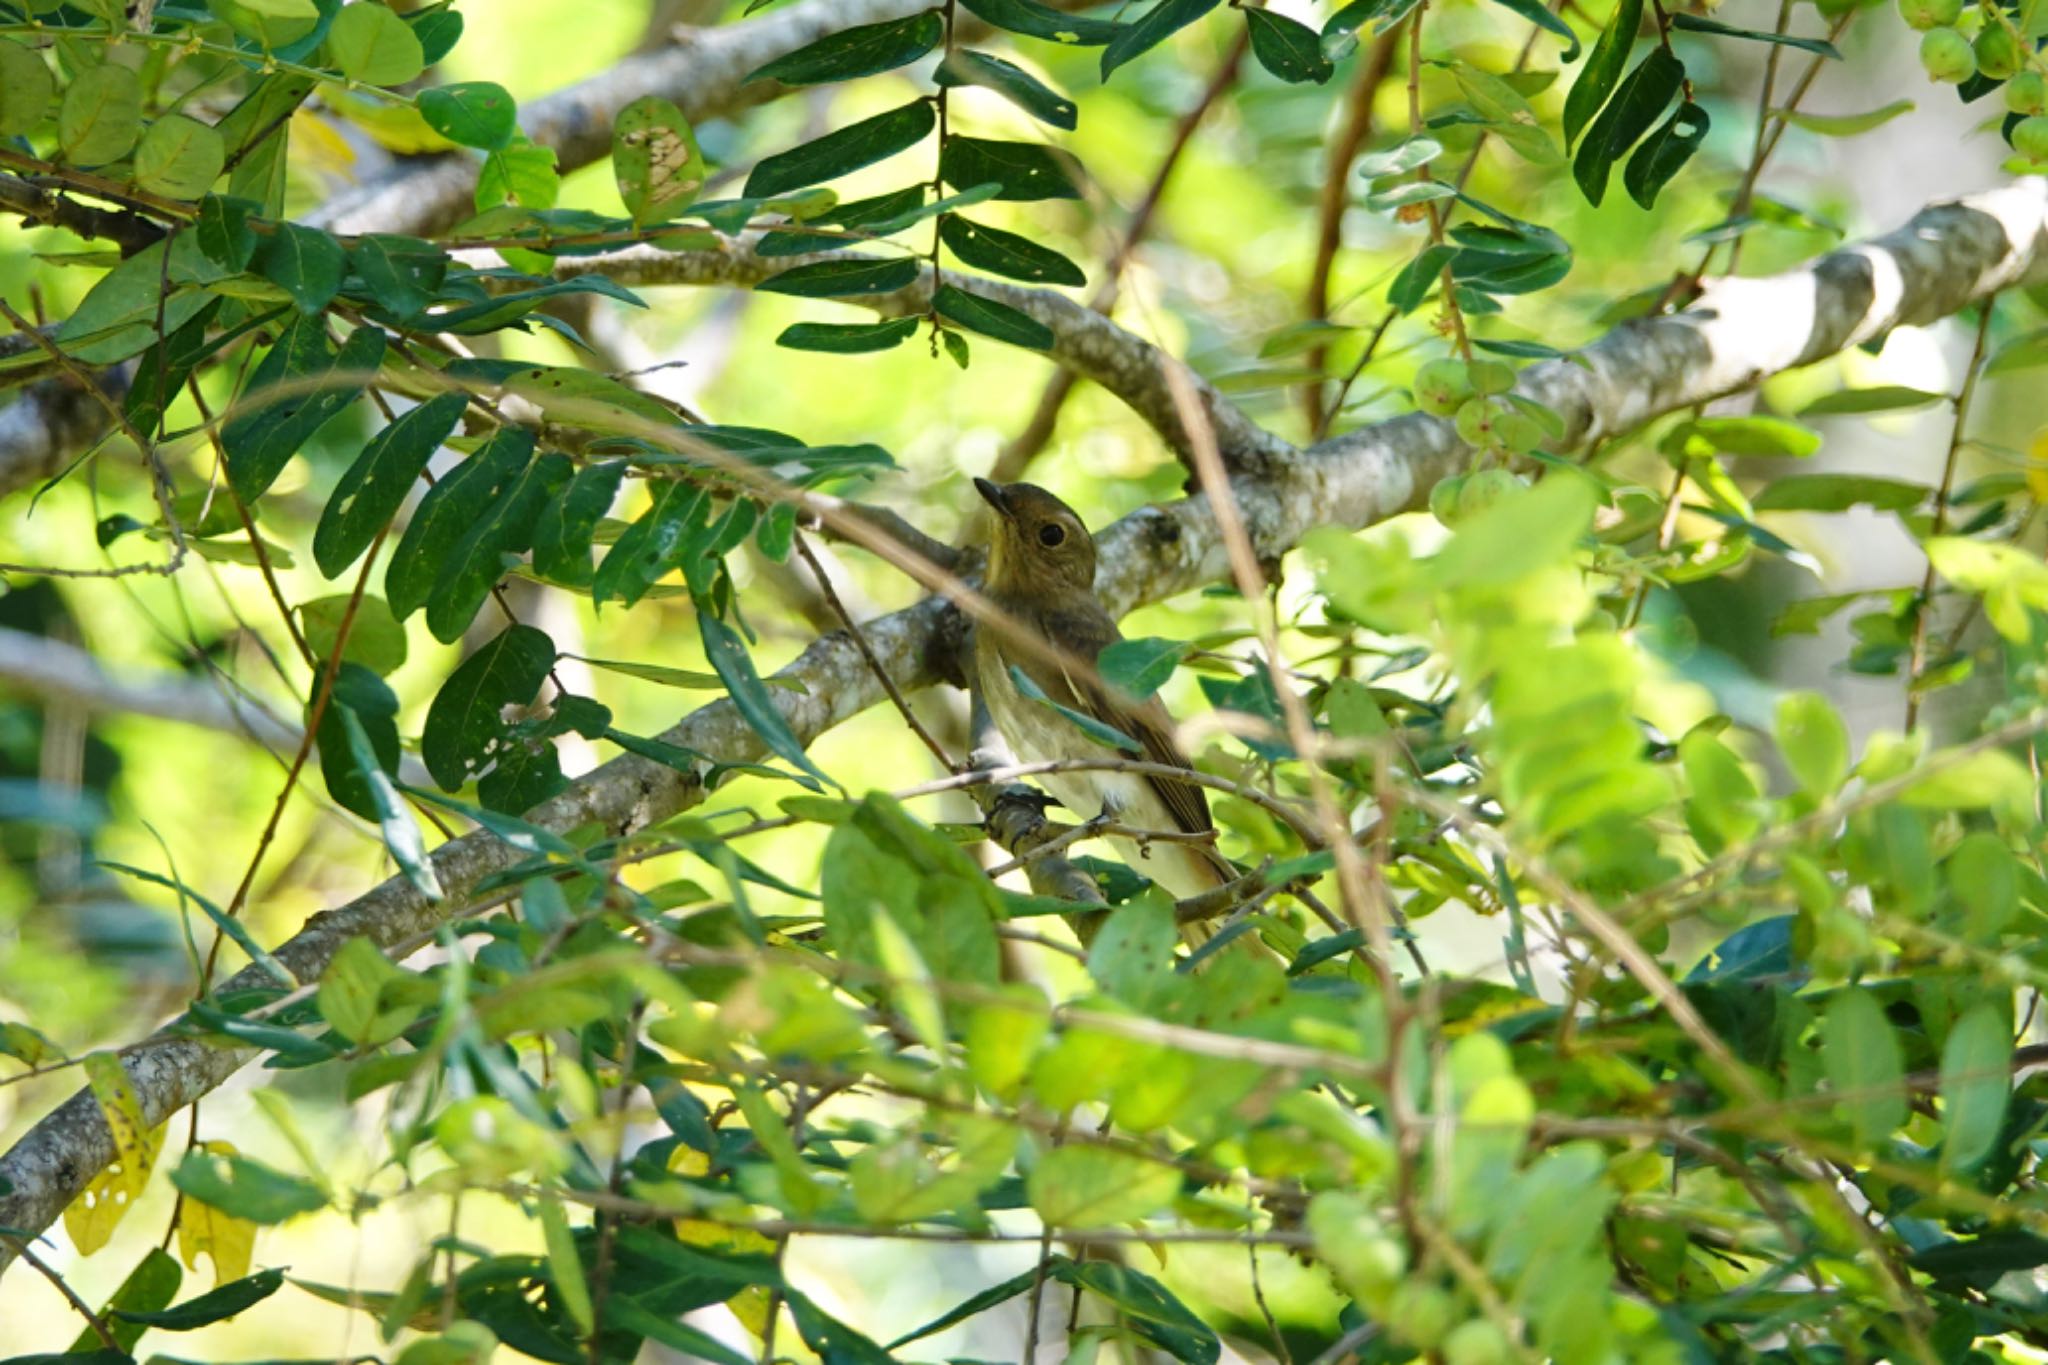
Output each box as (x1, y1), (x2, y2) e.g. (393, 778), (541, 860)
(63, 1053), (163, 1255)
(177, 1142), (256, 1284)
(2029, 425), (2048, 503)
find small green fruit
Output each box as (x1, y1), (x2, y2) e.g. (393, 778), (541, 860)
(2015, 115), (2048, 158)
(1920, 27), (1976, 82)
(1442, 1319), (1516, 1365)
(1430, 474), (1470, 526)
(1457, 468), (1522, 519)
(1976, 25), (2023, 80)
(1413, 358), (1474, 417)
(2007, 70), (2048, 114)
(1453, 395), (1496, 446)
(1389, 1283), (1457, 1350)
(1468, 359), (1516, 395)
(1898, 0), (1961, 28)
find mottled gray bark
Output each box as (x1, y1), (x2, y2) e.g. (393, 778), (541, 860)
(2, 181), (2045, 1271)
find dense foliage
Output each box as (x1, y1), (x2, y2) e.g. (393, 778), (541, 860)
(5, 0), (2048, 1362)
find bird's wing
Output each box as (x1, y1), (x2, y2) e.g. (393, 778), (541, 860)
(1015, 603), (1215, 838)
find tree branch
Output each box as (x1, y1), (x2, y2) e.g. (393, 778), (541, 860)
(2, 180), (2044, 1271)
(543, 238), (1297, 474)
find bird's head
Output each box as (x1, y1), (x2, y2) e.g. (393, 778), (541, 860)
(974, 478), (1097, 597)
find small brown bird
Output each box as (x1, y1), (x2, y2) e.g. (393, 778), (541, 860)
(972, 478), (1238, 914)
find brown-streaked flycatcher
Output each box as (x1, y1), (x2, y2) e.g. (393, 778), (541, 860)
(971, 478), (1238, 913)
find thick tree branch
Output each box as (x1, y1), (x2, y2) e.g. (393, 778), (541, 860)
(2, 181), (2044, 1270)
(544, 239), (1297, 474)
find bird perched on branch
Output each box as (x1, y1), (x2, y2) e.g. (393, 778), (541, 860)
(971, 478), (1240, 927)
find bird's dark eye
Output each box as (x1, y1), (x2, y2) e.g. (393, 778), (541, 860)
(1038, 523), (1066, 548)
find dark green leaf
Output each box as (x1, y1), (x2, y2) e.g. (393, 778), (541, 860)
(1563, 0), (1642, 147)
(1059, 1261), (1219, 1365)
(1623, 99), (1708, 208)
(756, 255), (922, 298)
(933, 284), (1054, 349)
(312, 662), (402, 820)
(1244, 9), (1332, 83)
(184, 999), (337, 1061)
(222, 320), (387, 503)
(351, 234), (448, 319)
(1102, 0), (1221, 80)
(426, 273), (645, 334)
(957, 0), (1123, 45)
(744, 100), (936, 198)
(1098, 637), (1186, 700)
(1669, 12), (1839, 58)
(421, 624), (557, 791)
(605, 1299), (754, 1365)
(757, 185), (928, 253)
(196, 194), (259, 271)
(418, 80), (517, 150)
(410, 6), (465, 64)
(113, 1267), (286, 1328)
(940, 136), (1082, 201)
(776, 317), (922, 353)
(1011, 664), (1140, 752)
(934, 49), (1078, 129)
(312, 392), (468, 578)
(387, 427), (533, 618)
(699, 608), (835, 792)
(339, 707), (443, 900)
(591, 480), (710, 609)
(938, 215), (1084, 285)
(259, 222), (347, 315)
(82, 1246), (180, 1353)
(1574, 48), (1683, 205)
(532, 459), (627, 587)
(425, 451), (572, 643)
(786, 1290), (897, 1365)
(748, 12), (943, 85)
(1388, 243), (1456, 314)
(1488, 0), (1579, 60)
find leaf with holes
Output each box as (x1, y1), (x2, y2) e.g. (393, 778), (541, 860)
(938, 215), (1084, 285)
(614, 95), (708, 227)
(1623, 99), (1708, 208)
(940, 135), (1082, 201)
(422, 624), (557, 792)
(957, 0), (1123, 44)
(935, 49), (1077, 129)
(312, 392), (467, 578)
(1244, 9), (1332, 83)
(419, 80), (517, 149)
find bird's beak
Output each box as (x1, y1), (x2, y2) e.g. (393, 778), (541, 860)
(973, 477), (1010, 518)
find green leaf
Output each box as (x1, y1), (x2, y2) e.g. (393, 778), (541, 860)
(1010, 664), (1141, 752)
(1752, 474), (1926, 512)
(427, 273), (645, 334)
(172, 1149), (327, 1226)
(1244, 9), (1332, 83)
(1774, 691), (1849, 794)
(748, 11), (943, 85)
(298, 593), (409, 676)
(1058, 1260), (1220, 1365)
(324, 0), (426, 85)
(532, 459), (627, 587)
(1573, 47), (1683, 205)
(744, 100), (936, 198)
(351, 233), (448, 319)
(113, 1267), (285, 1329)
(317, 936), (399, 1045)
(940, 135), (1082, 201)
(591, 479), (710, 609)
(939, 214), (1084, 285)
(102, 860), (295, 988)
(0, 38), (55, 137)
(934, 283), (1055, 349)
(386, 430), (531, 619)
(421, 624), (557, 791)
(59, 64), (142, 166)
(311, 662), (401, 821)
(1027, 1146), (1181, 1227)
(1622, 99), (1707, 209)
(605, 1298), (755, 1365)
(1098, 637), (1186, 701)
(1388, 242), (1456, 313)
(134, 115), (225, 200)
(418, 80), (517, 150)
(1822, 988), (1905, 1146)
(1777, 99), (1913, 136)
(1668, 414), (1821, 458)
(755, 255), (922, 298)
(698, 608), (835, 792)
(477, 138), (560, 210)
(53, 233), (229, 364)
(934, 49), (1078, 130)
(1102, 0), (1221, 79)
(1798, 385), (1946, 415)
(424, 450), (571, 643)
(776, 317), (922, 353)
(258, 222), (348, 314)
(340, 707), (444, 901)
(197, 193), (259, 271)
(613, 95), (707, 227)
(83, 1246), (181, 1353)
(222, 320), (386, 503)
(1941, 1002), (2010, 1172)
(1668, 12), (1839, 58)
(1563, 0), (1642, 148)
(410, 6), (464, 63)
(312, 391), (468, 578)
(957, 0), (1123, 45)
(1487, 0), (1579, 60)
(1984, 326), (2048, 376)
